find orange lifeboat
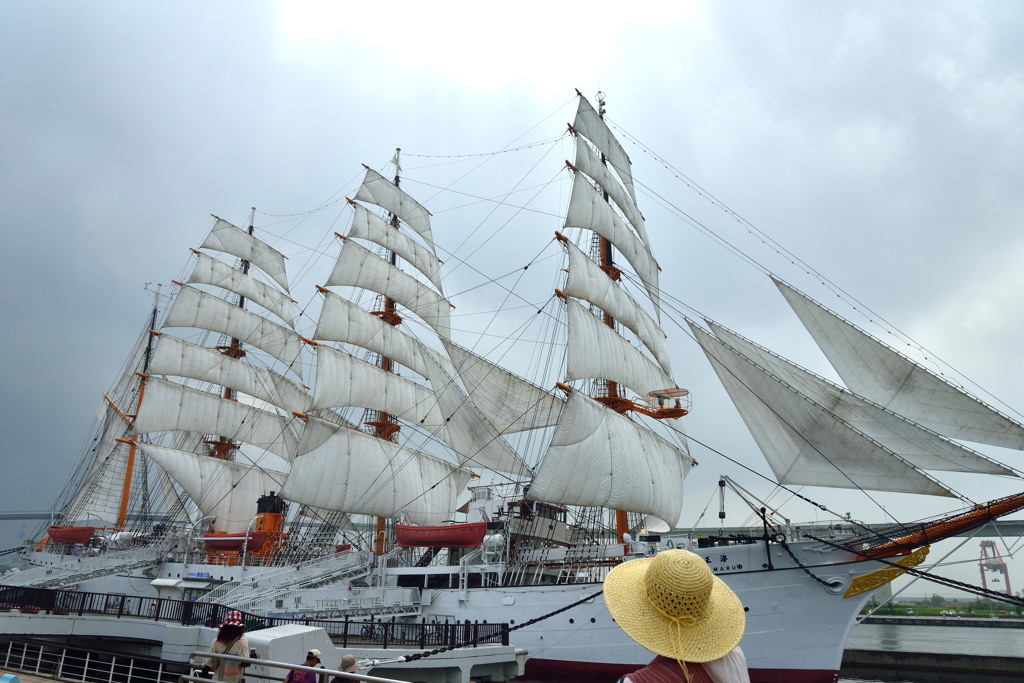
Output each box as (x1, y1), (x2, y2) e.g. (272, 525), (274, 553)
(395, 522), (487, 548)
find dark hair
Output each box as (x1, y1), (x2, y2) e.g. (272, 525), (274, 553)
(216, 623), (245, 643)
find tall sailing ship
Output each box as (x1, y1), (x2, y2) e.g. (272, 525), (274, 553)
(10, 90), (1024, 683)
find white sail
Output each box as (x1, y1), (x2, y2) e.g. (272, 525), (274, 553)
(200, 218), (290, 291)
(132, 377), (299, 462)
(774, 278), (1024, 451)
(707, 320), (1018, 477)
(326, 239), (452, 339)
(417, 352), (532, 476)
(71, 326), (153, 498)
(348, 202), (444, 294)
(689, 321), (955, 497)
(62, 405), (134, 527)
(443, 340), (564, 434)
(315, 290), (454, 382)
(310, 344), (447, 434)
(148, 335), (310, 414)
(565, 174), (661, 316)
(140, 443), (287, 535)
(164, 286), (304, 381)
(281, 416), (471, 524)
(573, 94), (636, 202)
(566, 298), (676, 400)
(354, 167), (434, 250)
(62, 322), (160, 527)
(574, 132), (650, 249)
(188, 251), (297, 328)
(563, 239), (671, 375)
(528, 390), (692, 527)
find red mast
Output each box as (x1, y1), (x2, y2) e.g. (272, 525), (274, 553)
(364, 151), (405, 555)
(569, 92), (689, 543)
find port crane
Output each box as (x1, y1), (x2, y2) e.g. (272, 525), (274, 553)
(979, 540), (1013, 596)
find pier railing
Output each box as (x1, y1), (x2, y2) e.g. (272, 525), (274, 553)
(1, 636), (185, 683)
(0, 583), (509, 649)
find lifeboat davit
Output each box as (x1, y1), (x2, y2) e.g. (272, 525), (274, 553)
(395, 522), (487, 548)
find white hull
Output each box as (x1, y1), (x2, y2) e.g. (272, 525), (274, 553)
(15, 534), (884, 683)
(408, 542), (877, 683)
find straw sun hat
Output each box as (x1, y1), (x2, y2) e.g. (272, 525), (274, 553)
(339, 654), (358, 673)
(603, 549), (745, 663)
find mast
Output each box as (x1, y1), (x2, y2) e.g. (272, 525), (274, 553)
(581, 92), (687, 541)
(594, 93), (623, 409)
(208, 208), (256, 461)
(590, 94), (630, 541)
(365, 150), (403, 555)
(115, 286), (161, 530)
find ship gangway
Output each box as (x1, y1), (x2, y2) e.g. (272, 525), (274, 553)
(2, 549), (164, 589)
(210, 550), (376, 611)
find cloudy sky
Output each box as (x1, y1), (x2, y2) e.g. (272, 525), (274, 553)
(3, 1), (1024, 595)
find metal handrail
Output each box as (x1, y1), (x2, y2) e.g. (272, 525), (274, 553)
(2, 636), (181, 683)
(189, 651), (406, 683)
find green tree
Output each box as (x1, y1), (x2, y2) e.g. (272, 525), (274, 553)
(928, 594), (944, 607)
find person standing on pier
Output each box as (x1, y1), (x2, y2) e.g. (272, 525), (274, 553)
(604, 549), (750, 683)
(202, 611), (249, 683)
(284, 650), (322, 683)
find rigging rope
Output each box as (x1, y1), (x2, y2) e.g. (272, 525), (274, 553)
(399, 137), (563, 161)
(605, 116), (1024, 425)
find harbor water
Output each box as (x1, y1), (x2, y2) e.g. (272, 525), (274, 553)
(514, 622), (1024, 682)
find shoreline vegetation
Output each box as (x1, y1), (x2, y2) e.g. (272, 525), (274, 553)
(861, 596), (1021, 621)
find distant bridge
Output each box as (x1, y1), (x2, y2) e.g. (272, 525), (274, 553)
(0, 511), (52, 521)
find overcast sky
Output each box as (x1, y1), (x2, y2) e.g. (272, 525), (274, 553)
(3, 1), (1024, 594)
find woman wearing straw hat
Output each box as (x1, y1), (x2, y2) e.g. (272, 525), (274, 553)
(604, 549), (750, 683)
(202, 610), (250, 683)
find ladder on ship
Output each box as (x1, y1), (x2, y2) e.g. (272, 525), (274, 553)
(555, 543), (608, 584)
(458, 548), (483, 601)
